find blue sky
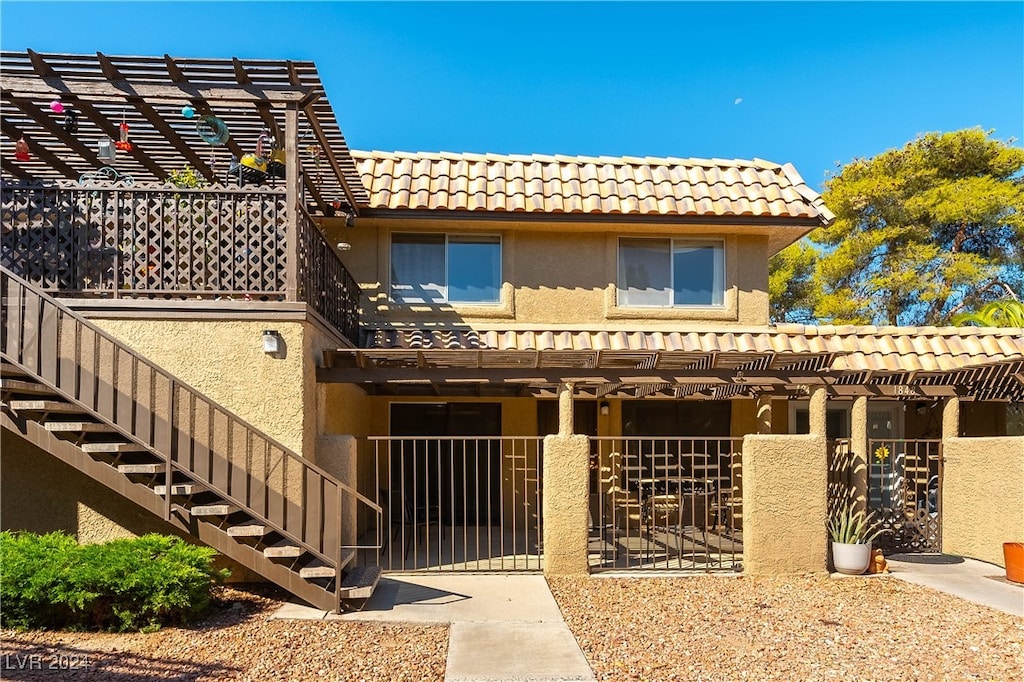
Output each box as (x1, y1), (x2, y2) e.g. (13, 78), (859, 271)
(2, 1), (1021, 190)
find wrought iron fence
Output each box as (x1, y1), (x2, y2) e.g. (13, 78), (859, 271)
(366, 436), (543, 572)
(589, 437), (743, 572)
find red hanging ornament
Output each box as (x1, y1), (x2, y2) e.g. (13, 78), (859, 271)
(115, 121), (133, 152)
(14, 136), (30, 162)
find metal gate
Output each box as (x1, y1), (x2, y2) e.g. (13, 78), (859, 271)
(367, 437), (543, 571)
(867, 439), (942, 552)
(589, 437), (743, 571)
(829, 438), (943, 553)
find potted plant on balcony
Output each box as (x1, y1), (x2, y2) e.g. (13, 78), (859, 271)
(829, 504), (884, 575)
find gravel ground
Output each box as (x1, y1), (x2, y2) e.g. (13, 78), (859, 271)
(0, 585), (448, 681)
(548, 574), (1024, 682)
(2, 576), (1021, 681)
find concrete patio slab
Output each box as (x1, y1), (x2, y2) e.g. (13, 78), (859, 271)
(445, 621), (595, 682)
(886, 553), (1024, 617)
(328, 574), (565, 624)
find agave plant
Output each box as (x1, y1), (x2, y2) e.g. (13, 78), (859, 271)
(828, 505), (884, 545)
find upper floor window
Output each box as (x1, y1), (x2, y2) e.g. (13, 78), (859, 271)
(617, 238), (724, 307)
(390, 233), (501, 304)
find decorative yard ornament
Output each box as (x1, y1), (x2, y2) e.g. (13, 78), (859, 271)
(49, 99), (64, 113)
(14, 136), (30, 162)
(97, 137), (116, 162)
(63, 108), (78, 134)
(196, 115), (229, 145)
(181, 105), (196, 119)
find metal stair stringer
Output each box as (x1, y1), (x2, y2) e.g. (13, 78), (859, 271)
(1, 266), (382, 612)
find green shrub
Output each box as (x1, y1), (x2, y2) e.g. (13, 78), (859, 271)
(0, 531), (229, 632)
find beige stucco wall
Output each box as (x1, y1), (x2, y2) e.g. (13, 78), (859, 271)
(90, 319), (312, 456)
(941, 436), (1024, 567)
(742, 433), (828, 574)
(333, 217), (772, 329)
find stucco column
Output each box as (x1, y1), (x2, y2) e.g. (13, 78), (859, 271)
(317, 434), (358, 549)
(742, 432), (828, 574)
(850, 396), (869, 515)
(942, 396), (961, 440)
(808, 386), (828, 437)
(544, 382), (589, 575)
(756, 394), (773, 434)
(557, 382), (575, 435)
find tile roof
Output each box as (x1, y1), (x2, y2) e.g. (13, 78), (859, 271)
(352, 150), (835, 224)
(362, 325), (1024, 375)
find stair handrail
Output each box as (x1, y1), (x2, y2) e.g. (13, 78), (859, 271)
(1, 265), (380, 570)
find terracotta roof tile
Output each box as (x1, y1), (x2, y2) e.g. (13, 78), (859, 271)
(362, 325), (1024, 377)
(353, 150), (834, 223)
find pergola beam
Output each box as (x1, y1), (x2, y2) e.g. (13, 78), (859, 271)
(1, 74), (314, 105)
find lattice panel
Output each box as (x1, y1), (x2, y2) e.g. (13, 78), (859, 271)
(2, 181), (287, 298)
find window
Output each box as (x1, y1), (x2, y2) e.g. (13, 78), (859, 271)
(390, 233), (501, 304)
(617, 238), (724, 307)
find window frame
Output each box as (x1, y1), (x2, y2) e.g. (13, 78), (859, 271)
(389, 232), (503, 305)
(616, 237), (726, 308)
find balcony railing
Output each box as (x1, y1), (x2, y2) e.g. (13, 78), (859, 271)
(1, 180), (360, 343)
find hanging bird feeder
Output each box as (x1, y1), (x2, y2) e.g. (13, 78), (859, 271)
(115, 120), (132, 152)
(97, 137), (116, 162)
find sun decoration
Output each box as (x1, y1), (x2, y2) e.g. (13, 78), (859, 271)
(873, 444), (890, 463)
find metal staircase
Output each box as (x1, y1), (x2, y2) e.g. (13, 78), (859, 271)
(1, 266), (382, 612)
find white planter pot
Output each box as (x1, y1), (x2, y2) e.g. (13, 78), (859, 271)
(832, 541), (872, 575)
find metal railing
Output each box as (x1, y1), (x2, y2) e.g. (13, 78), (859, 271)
(1, 265), (381, 607)
(295, 206), (360, 344)
(590, 437), (743, 572)
(1, 180), (361, 344)
(367, 436), (543, 572)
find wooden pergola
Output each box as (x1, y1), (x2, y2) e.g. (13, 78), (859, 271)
(0, 49), (367, 216)
(318, 348), (1024, 401)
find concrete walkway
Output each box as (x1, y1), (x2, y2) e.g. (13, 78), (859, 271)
(886, 553), (1024, 617)
(272, 574), (595, 682)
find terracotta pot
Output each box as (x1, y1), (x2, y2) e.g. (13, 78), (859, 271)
(832, 541), (872, 575)
(1004, 542), (1024, 584)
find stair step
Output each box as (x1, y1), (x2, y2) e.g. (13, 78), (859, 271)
(9, 400), (84, 414)
(81, 442), (148, 453)
(117, 463), (163, 475)
(298, 549), (355, 580)
(298, 565), (337, 579)
(1, 378), (56, 395)
(45, 421), (116, 433)
(0, 362), (29, 376)
(191, 503), (239, 517)
(339, 566), (384, 600)
(153, 483), (199, 496)
(227, 524), (268, 538)
(264, 545), (303, 559)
